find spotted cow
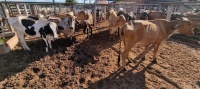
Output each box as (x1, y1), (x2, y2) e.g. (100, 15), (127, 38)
(8, 16), (58, 52)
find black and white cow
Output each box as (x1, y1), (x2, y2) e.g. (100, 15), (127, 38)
(8, 16), (58, 52)
(117, 10), (135, 21)
(139, 11), (148, 20)
(96, 9), (105, 23)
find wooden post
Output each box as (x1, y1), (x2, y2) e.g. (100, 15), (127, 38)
(84, 0), (85, 10)
(0, 3), (7, 18)
(94, 0), (97, 27)
(28, 4), (33, 16)
(24, 3), (28, 16)
(166, 4), (174, 21)
(16, 3), (21, 15)
(104, 5), (106, 20)
(1, 3), (12, 32)
(59, 4), (61, 12)
(158, 5), (161, 11)
(53, 0), (56, 14)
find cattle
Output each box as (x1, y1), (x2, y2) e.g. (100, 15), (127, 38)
(170, 12), (183, 21)
(96, 9), (106, 23)
(0, 17), (8, 33)
(108, 8), (126, 38)
(8, 16), (58, 52)
(118, 18), (195, 67)
(139, 11), (184, 21)
(76, 10), (94, 39)
(138, 10), (150, 20)
(0, 18), (4, 33)
(57, 11), (76, 44)
(117, 10), (136, 22)
(147, 11), (167, 20)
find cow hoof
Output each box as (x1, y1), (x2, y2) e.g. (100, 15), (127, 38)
(152, 59), (157, 64)
(141, 57), (145, 60)
(121, 67), (127, 71)
(25, 48), (31, 51)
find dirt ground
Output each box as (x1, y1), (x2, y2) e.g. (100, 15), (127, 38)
(0, 21), (200, 89)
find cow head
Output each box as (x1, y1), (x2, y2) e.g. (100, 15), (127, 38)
(109, 15), (126, 36)
(177, 17), (194, 36)
(76, 11), (89, 21)
(57, 15), (76, 31)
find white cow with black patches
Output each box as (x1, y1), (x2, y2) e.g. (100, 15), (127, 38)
(8, 16), (58, 52)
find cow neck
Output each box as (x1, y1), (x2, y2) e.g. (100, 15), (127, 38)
(165, 20), (179, 36)
(111, 12), (119, 26)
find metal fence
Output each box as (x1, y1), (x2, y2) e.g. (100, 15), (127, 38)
(0, 1), (200, 48)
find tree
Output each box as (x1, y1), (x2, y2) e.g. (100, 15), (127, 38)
(65, 0), (77, 3)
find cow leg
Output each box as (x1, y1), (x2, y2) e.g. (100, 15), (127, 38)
(72, 36), (76, 44)
(47, 39), (52, 49)
(152, 42), (161, 63)
(142, 45), (150, 60)
(121, 48), (131, 67)
(121, 40), (135, 67)
(16, 31), (30, 51)
(89, 25), (92, 39)
(70, 37), (73, 45)
(42, 38), (49, 52)
(83, 25), (87, 34)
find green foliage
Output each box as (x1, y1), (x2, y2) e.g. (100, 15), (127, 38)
(65, 0), (77, 3)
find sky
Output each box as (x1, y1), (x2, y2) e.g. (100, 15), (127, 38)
(0, 0), (96, 3)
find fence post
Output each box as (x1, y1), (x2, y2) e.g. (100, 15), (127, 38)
(16, 3), (21, 15)
(158, 5), (161, 11)
(24, 3), (28, 16)
(94, 0), (97, 27)
(0, 3), (7, 18)
(104, 5), (106, 20)
(166, 4), (174, 21)
(59, 4), (61, 12)
(28, 4), (33, 16)
(1, 3), (12, 32)
(54, 5), (56, 14)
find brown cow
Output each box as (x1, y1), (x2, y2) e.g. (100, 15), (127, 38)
(76, 10), (93, 39)
(140, 11), (167, 20)
(118, 18), (194, 67)
(147, 11), (167, 20)
(108, 8), (126, 37)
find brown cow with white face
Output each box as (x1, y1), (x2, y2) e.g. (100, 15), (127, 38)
(76, 10), (93, 39)
(108, 8), (126, 38)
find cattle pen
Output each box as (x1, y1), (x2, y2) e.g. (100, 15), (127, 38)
(0, 1), (200, 89)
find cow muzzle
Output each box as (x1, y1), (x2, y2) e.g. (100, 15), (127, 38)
(70, 27), (73, 29)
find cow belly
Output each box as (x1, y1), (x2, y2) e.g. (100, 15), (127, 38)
(25, 27), (36, 36)
(139, 32), (159, 46)
(60, 29), (73, 37)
